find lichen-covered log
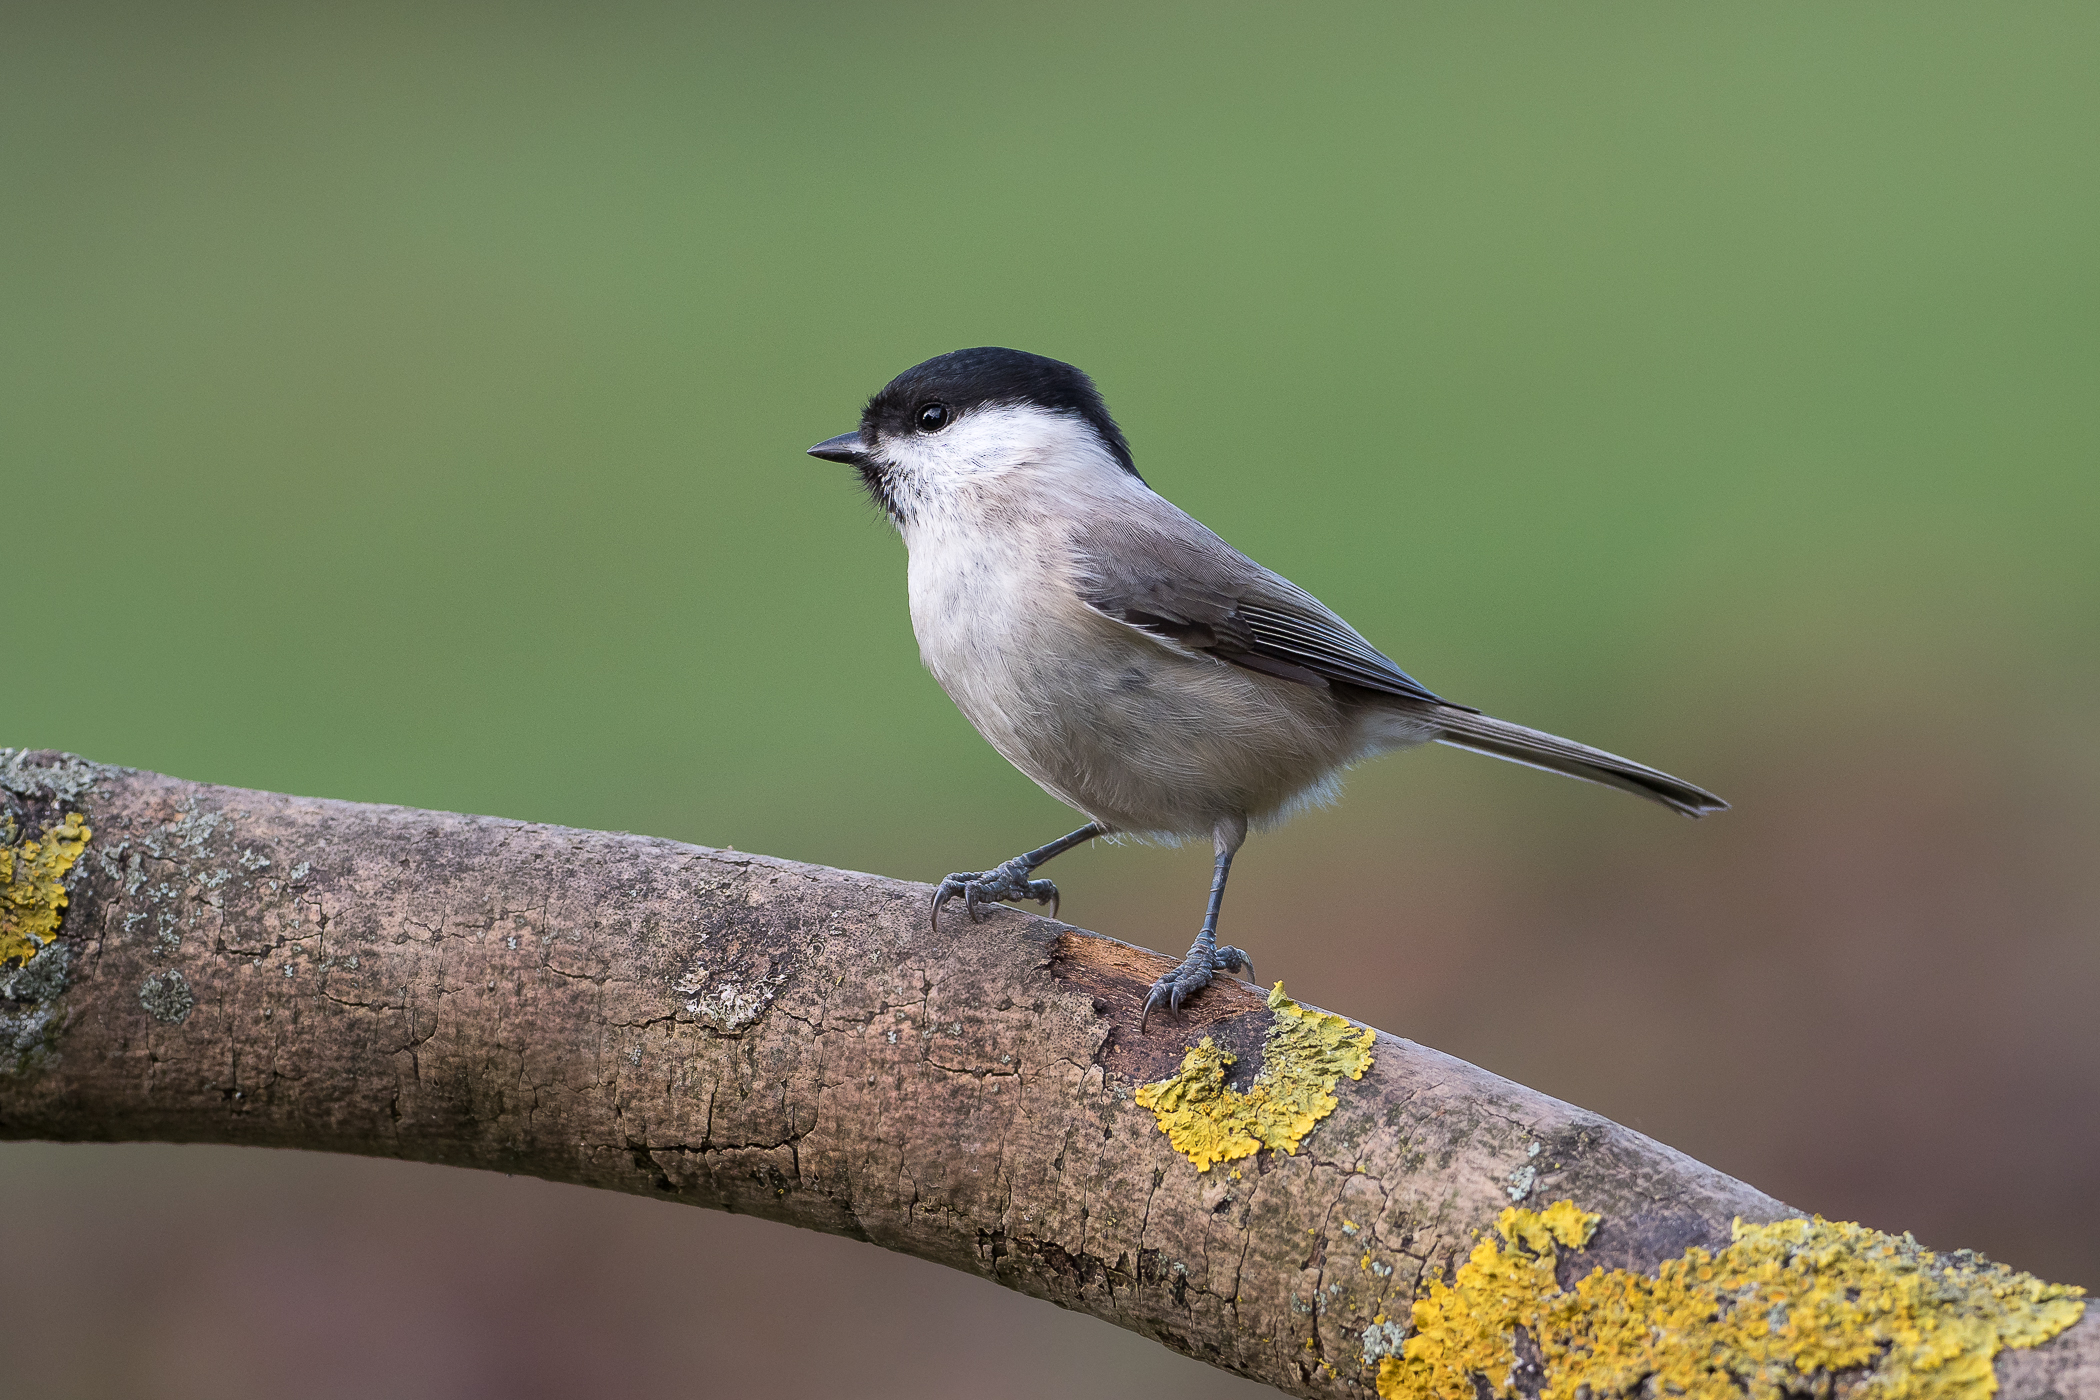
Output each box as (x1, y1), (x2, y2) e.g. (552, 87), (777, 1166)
(2, 749), (2090, 1399)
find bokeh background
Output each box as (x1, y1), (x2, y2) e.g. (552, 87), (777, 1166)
(5, 3), (2097, 1397)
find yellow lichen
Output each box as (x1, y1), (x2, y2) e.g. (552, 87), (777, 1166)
(1379, 1201), (2085, 1400)
(1134, 982), (1375, 1172)
(1, 812), (91, 968)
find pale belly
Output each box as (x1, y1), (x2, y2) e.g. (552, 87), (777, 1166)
(907, 542), (1357, 839)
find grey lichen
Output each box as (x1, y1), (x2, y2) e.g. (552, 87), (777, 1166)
(1, 941), (73, 1074)
(138, 969), (195, 1024)
(1361, 1315), (1408, 1366)
(1507, 1140), (1543, 1201)
(3, 939), (70, 1004)
(0, 749), (121, 807)
(92, 794), (313, 982)
(0, 1001), (62, 1073)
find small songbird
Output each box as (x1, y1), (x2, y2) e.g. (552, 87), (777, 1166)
(809, 348), (1726, 1028)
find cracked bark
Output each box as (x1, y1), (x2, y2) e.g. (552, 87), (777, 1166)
(2, 751), (2092, 1398)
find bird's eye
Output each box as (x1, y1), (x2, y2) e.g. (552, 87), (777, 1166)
(916, 402), (950, 432)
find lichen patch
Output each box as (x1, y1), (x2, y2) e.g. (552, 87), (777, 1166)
(138, 969), (195, 1024)
(675, 968), (783, 1033)
(1134, 982), (1376, 1172)
(2, 811), (91, 968)
(1380, 1201), (2087, 1400)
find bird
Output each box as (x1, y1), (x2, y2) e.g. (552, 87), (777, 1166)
(807, 347), (1726, 1030)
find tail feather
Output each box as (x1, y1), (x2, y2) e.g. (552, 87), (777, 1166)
(1429, 707), (1728, 817)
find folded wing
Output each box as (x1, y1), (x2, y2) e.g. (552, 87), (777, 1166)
(1069, 511), (1457, 707)
(1069, 507), (1727, 817)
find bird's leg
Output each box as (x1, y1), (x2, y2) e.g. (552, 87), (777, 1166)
(931, 823), (1102, 930)
(1141, 818), (1254, 1032)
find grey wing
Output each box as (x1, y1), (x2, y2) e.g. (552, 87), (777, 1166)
(1069, 511), (1456, 708)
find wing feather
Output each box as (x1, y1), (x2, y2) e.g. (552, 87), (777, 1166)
(1064, 501), (1722, 817)
(1070, 513), (1455, 707)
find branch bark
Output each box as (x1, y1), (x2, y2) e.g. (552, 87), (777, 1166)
(2, 750), (2091, 1397)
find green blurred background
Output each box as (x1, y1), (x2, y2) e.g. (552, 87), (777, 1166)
(5, 3), (2097, 1396)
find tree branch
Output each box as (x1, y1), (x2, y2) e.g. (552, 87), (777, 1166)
(3, 750), (2091, 1398)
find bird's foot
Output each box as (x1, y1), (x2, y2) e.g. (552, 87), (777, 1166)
(1139, 942), (1254, 1032)
(930, 856), (1060, 930)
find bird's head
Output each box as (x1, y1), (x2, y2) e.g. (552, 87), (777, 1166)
(807, 347), (1139, 524)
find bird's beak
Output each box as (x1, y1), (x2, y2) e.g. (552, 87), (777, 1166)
(807, 431), (869, 466)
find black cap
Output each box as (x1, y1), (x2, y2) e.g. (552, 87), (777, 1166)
(858, 347), (1138, 478)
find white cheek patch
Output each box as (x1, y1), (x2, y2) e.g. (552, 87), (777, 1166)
(877, 403), (1122, 497)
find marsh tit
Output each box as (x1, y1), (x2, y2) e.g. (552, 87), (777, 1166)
(809, 348), (1725, 1029)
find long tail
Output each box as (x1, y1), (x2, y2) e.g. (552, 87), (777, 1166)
(1428, 707), (1728, 817)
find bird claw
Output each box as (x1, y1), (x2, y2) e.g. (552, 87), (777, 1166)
(930, 857), (1060, 931)
(1138, 944), (1255, 1033)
